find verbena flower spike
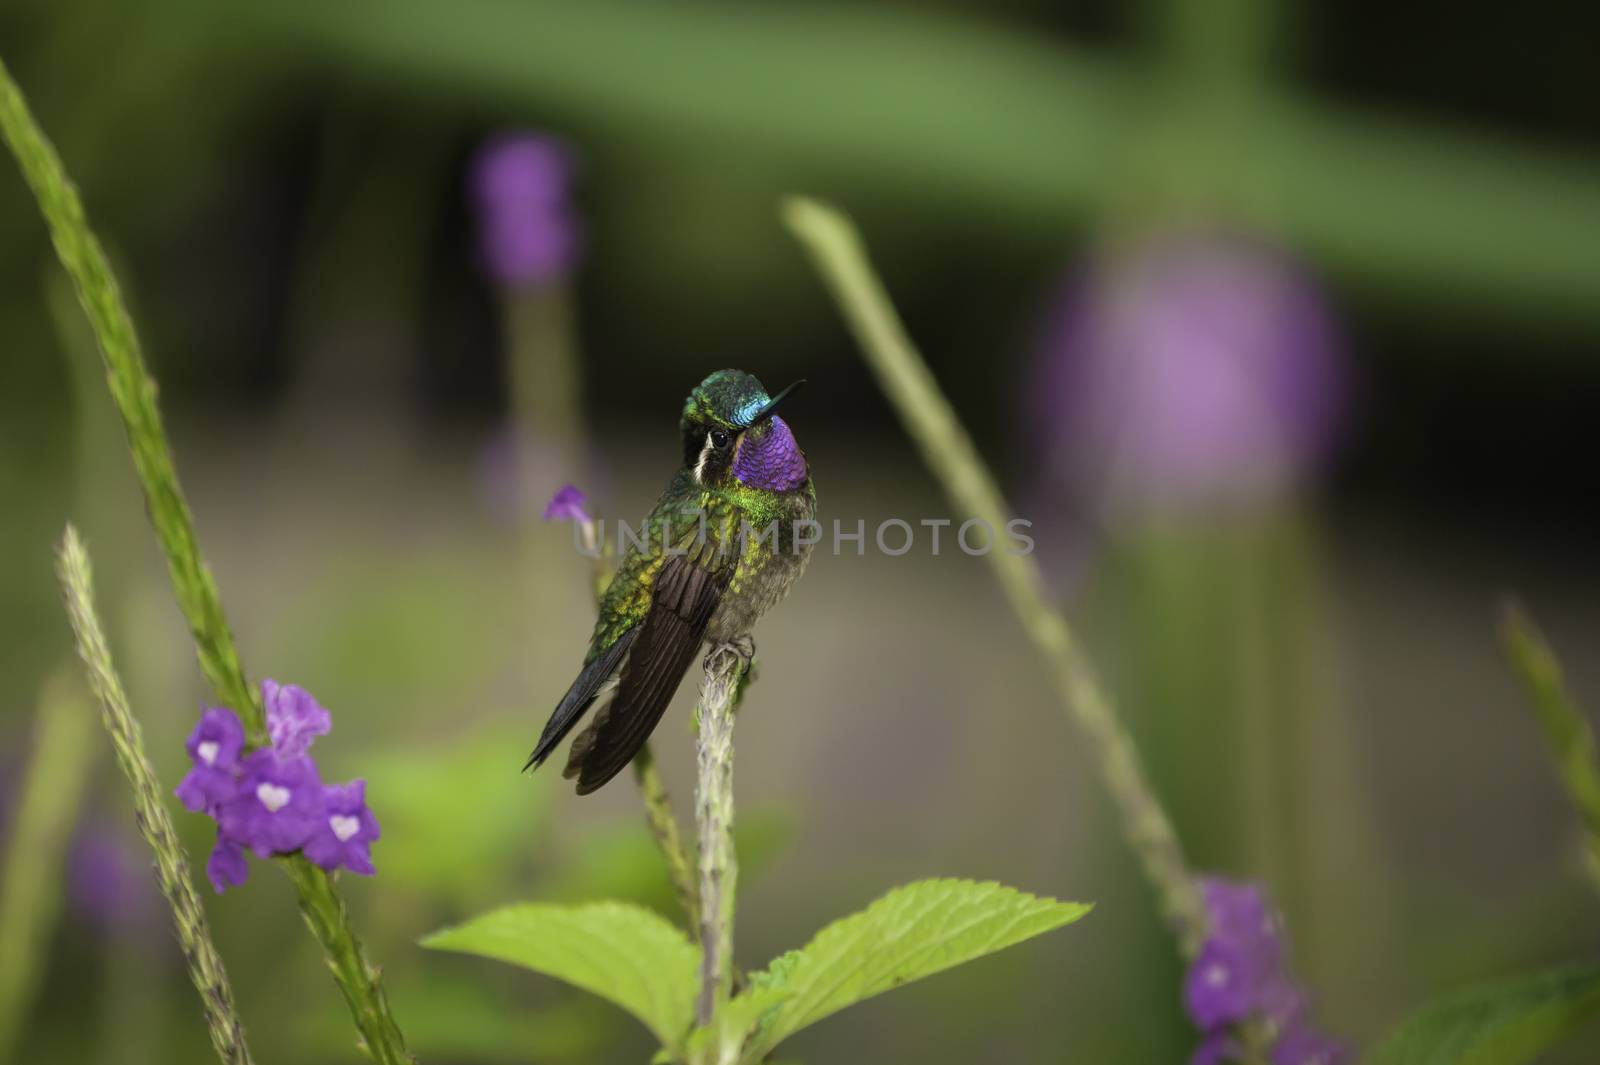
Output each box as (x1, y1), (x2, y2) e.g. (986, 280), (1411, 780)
(0, 57), (411, 1064)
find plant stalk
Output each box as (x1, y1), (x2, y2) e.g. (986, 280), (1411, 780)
(56, 527), (254, 1065)
(693, 649), (744, 1057)
(783, 196), (1208, 957)
(1502, 603), (1600, 892)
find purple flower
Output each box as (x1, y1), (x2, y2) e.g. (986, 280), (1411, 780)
(216, 752), (325, 858)
(206, 837), (249, 894)
(1185, 876), (1343, 1064)
(303, 780), (381, 876)
(175, 708), (246, 813)
(264, 679), (331, 759)
(1271, 1026), (1349, 1065)
(542, 483), (592, 524)
(1202, 879), (1284, 969)
(1028, 232), (1346, 515)
(1185, 938), (1256, 1028)
(469, 133), (581, 287)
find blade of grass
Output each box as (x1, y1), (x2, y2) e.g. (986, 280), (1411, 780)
(783, 196), (1208, 956)
(1501, 603), (1600, 891)
(55, 527), (254, 1065)
(0, 55), (412, 1064)
(0, 665), (96, 1064)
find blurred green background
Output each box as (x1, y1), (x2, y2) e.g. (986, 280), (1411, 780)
(2, 0), (1599, 1062)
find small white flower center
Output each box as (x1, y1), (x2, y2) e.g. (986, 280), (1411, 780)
(1204, 963), (1230, 988)
(197, 740), (219, 765)
(329, 815), (361, 842)
(256, 783), (291, 813)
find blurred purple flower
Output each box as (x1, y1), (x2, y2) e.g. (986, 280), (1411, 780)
(69, 824), (150, 928)
(1184, 877), (1345, 1064)
(469, 133), (581, 287)
(217, 751), (325, 857)
(543, 483), (592, 524)
(263, 679), (331, 760)
(1028, 232), (1347, 515)
(1185, 938), (1256, 1028)
(175, 707), (246, 813)
(1192, 1032), (1239, 1065)
(302, 780), (381, 876)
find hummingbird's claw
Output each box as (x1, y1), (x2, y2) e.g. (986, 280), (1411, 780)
(705, 636), (756, 676)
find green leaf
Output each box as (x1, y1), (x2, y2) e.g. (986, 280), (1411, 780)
(1367, 963), (1600, 1065)
(421, 901), (699, 1053)
(743, 878), (1090, 1059)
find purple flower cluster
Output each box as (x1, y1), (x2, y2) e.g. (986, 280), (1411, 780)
(176, 681), (379, 893)
(1184, 879), (1347, 1065)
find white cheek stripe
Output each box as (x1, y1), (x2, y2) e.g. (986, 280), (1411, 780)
(692, 433), (716, 484)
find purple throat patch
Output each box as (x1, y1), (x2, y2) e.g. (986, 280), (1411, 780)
(732, 416), (807, 491)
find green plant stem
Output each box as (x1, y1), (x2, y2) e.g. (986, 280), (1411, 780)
(0, 55), (259, 740)
(0, 665), (96, 1065)
(55, 527), (253, 1065)
(0, 57), (413, 1063)
(576, 514), (701, 936)
(633, 746), (701, 940)
(281, 855), (412, 1063)
(1502, 603), (1600, 891)
(783, 196), (1208, 957)
(692, 649), (744, 1062)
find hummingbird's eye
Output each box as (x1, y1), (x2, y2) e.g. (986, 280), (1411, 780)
(710, 428), (731, 449)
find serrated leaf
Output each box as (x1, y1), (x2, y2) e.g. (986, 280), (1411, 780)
(1367, 963), (1600, 1065)
(743, 878), (1090, 1059)
(421, 901), (699, 1052)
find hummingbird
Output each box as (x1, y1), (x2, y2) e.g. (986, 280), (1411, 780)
(527, 369), (817, 794)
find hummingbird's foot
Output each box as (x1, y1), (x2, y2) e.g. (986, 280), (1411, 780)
(705, 635), (756, 676)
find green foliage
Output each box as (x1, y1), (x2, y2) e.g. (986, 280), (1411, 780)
(1501, 606), (1600, 883)
(427, 880), (1088, 1064)
(1368, 963), (1600, 1065)
(737, 878), (1090, 1061)
(421, 902), (700, 1054)
(361, 728), (550, 906)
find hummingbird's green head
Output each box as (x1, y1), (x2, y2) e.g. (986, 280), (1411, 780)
(680, 370), (808, 491)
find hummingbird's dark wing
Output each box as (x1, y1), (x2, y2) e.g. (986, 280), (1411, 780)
(563, 545), (730, 794)
(524, 626), (639, 771)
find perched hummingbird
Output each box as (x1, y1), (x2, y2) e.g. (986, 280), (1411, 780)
(527, 369), (816, 794)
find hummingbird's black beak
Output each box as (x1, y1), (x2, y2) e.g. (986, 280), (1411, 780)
(750, 379), (805, 424)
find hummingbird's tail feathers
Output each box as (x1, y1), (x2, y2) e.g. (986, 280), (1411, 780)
(565, 550), (729, 794)
(525, 627), (638, 772)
